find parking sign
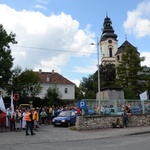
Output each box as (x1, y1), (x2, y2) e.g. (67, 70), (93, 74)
(78, 100), (86, 109)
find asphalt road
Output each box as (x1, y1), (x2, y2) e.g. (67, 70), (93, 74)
(0, 125), (150, 150)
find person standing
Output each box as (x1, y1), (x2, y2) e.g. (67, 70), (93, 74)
(24, 109), (35, 135)
(122, 109), (128, 127)
(0, 109), (7, 132)
(10, 112), (15, 131)
(33, 108), (39, 131)
(15, 110), (22, 132)
(40, 108), (47, 125)
(22, 109), (27, 130)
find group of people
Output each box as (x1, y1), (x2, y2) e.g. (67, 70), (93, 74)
(112, 106), (131, 128)
(0, 107), (39, 135)
(0, 105), (78, 134)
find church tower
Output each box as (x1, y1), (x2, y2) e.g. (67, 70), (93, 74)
(100, 15), (118, 65)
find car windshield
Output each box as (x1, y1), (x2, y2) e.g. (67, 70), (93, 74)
(59, 111), (72, 117)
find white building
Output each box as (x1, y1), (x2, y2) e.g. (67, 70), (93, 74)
(35, 70), (75, 100)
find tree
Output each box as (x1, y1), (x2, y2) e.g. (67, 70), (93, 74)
(79, 74), (97, 99)
(43, 86), (62, 106)
(100, 63), (116, 87)
(8, 68), (42, 103)
(79, 64), (116, 99)
(0, 24), (17, 89)
(115, 47), (145, 98)
(75, 86), (84, 100)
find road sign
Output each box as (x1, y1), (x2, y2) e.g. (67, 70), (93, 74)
(78, 100), (86, 109)
(14, 94), (19, 100)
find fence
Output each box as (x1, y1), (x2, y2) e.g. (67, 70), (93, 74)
(79, 99), (150, 116)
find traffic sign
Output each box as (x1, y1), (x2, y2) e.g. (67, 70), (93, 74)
(14, 94), (19, 100)
(78, 100), (86, 109)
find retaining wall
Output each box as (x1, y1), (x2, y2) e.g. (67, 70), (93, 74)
(75, 114), (150, 130)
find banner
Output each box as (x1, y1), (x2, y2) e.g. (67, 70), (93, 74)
(0, 95), (6, 112)
(140, 91), (148, 101)
(10, 91), (14, 115)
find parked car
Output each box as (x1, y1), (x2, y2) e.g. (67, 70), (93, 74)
(130, 106), (142, 114)
(103, 107), (124, 115)
(82, 107), (96, 116)
(52, 110), (77, 127)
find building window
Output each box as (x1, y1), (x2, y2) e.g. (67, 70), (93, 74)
(117, 55), (120, 61)
(109, 48), (112, 57)
(65, 88), (68, 94)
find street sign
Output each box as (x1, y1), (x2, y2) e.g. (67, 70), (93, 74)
(14, 94), (19, 100)
(78, 100), (86, 109)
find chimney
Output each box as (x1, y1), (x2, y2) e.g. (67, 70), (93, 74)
(52, 70), (54, 74)
(39, 69), (42, 73)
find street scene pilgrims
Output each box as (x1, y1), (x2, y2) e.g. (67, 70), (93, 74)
(0, 14), (150, 132)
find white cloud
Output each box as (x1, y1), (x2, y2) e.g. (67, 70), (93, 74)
(74, 65), (97, 74)
(141, 52), (150, 67)
(35, 4), (47, 10)
(36, 0), (50, 4)
(0, 4), (95, 75)
(70, 79), (80, 87)
(123, 0), (150, 38)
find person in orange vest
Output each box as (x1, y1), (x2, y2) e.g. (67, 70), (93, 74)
(32, 108), (39, 131)
(24, 109), (35, 136)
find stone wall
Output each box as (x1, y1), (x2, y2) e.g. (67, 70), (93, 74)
(75, 114), (150, 130)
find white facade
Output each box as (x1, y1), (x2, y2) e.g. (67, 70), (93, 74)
(100, 38), (118, 65)
(37, 83), (75, 100)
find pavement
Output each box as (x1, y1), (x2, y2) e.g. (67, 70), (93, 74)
(0, 125), (150, 145)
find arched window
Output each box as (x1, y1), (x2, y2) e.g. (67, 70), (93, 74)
(109, 48), (112, 57)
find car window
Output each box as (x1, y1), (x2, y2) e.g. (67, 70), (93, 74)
(59, 111), (75, 117)
(71, 112), (75, 116)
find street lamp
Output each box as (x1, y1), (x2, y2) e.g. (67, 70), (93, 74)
(91, 37), (101, 114)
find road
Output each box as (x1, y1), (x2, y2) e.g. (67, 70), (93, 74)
(0, 125), (150, 150)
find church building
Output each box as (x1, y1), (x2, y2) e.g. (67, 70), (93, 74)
(98, 15), (139, 101)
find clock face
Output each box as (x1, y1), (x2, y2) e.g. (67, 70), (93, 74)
(108, 40), (112, 43)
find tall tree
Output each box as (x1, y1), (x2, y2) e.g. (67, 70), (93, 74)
(79, 64), (116, 99)
(115, 47), (145, 98)
(44, 86), (62, 106)
(9, 68), (42, 103)
(0, 24), (17, 89)
(100, 63), (116, 87)
(75, 86), (84, 100)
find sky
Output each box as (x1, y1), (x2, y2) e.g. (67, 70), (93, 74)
(0, 0), (150, 87)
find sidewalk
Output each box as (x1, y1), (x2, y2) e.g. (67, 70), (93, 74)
(81, 126), (150, 138)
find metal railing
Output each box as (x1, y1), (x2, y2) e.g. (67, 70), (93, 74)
(79, 99), (150, 116)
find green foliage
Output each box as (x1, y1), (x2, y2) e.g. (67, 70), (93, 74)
(115, 47), (146, 98)
(0, 24), (17, 89)
(8, 67), (42, 101)
(78, 63), (116, 99)
(44, 86), (62, 106)
(100, 63), (116, 87)
(75, 86), (84, 100)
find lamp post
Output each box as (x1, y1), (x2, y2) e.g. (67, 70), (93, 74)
(91, 37), (101, 114)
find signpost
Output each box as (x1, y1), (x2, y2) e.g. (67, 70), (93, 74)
(14, 94), (19, 101)
(78, 100), (86, 116)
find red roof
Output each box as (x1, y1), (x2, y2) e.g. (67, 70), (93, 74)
(34, 71), (75, 85)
